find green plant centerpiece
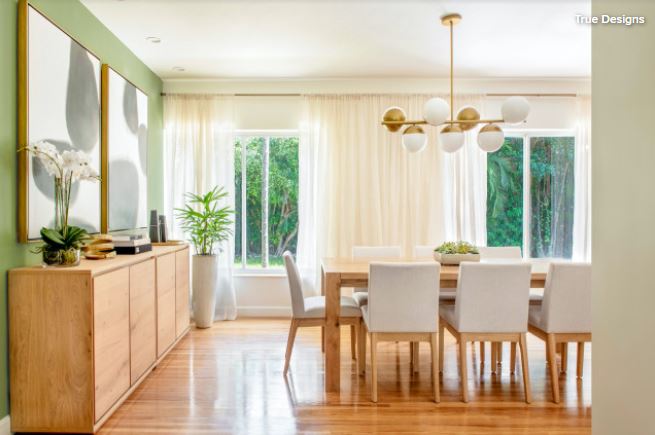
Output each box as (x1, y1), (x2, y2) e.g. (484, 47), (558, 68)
(433, 241), (480, 265)
(175, 186), (234, 328)
(21, 141), (99, 266)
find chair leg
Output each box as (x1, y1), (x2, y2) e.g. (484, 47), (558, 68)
(350, 325), (357, 360)
(283, 319), (298, 376)
(497, 342), (503, 366)
(358, 320), (367, 375)
(439, 323), (445, 373)
(561, 343), (568, 373)
(321, 326), (325, 353)
(510, 342), (517, 375)
(459, 336), (469, 403)
(431, 333), (440, 403)
(370, 333), (378, 403)
(577, 342), (584, 379)
(546, 333), (560, 403)
(410, 342), (415, 367)
(490, 342), (497, 374)
(518, 333), (531, 404)
(412, 342), (419, 374)
(479, 342), (485, 367)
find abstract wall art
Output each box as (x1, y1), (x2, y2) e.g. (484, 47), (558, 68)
(102, 65), (149, 232)
(18, 3), (102, 241)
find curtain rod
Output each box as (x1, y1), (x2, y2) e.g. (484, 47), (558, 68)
(160, 92), (301, 97)
(486, 93), (577, 97)
(160, 92), (579, 98)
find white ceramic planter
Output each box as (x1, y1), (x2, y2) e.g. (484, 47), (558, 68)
(192, 254), (218, 328)
(433, 252), (481, 265)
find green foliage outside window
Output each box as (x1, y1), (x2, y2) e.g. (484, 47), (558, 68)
(486, 136), (575, 259)
(529, 137), (575, 258)
(487, 137), (524, 249)
(234, 136), (299, 267)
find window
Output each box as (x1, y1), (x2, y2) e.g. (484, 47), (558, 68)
(486, 133), (575, 259)
(234, 133), (299, 269)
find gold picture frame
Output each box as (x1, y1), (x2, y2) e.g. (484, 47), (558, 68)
(101, 65), (149, 233)
(17, 0), (103, 242)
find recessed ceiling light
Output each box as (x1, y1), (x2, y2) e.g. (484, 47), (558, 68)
(172, 66), (186, 72)
(145, 36), (161, 44)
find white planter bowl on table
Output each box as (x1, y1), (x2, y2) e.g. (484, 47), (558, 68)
(433, 252), (481, 265)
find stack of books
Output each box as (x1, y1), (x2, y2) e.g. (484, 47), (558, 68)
(113, 234), (152, 255)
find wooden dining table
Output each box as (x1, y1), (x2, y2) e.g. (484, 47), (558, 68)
(320, 257), (549, 393)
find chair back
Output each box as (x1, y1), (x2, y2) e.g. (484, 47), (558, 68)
(455, 262), (531, 332)
(352, 245), (401, 259)
(541, 263), (591, 333)
(413, 245), (435, 259)
(283, 252), (305, 317)
(478, 246), (522, 260)
(367, 262), (440, 332)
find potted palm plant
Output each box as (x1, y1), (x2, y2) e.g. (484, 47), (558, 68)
(433, 241), (480, 265)
(176, 186), (234, 328)
(20, 141), (99, 266)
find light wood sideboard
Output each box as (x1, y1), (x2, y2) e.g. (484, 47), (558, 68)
(9, 245), (191, 434)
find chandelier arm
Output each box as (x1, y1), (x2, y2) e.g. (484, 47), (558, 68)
(449, 119), (505, 124)
(382, 119), (506, 127)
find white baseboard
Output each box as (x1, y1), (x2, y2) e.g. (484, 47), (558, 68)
(237, 306), (292, 317)
(0, 415), (11, 435)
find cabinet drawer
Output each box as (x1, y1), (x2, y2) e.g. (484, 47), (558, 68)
(130, 259), (157, 384)
(94, 268), (130, 421)
(175, 248), (190, 336)
(156, 253), (176, 356)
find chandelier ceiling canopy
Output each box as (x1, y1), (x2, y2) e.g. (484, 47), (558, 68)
(381, 13), (530, 153)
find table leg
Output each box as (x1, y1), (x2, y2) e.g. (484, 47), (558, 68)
(324, 271), (341, 392)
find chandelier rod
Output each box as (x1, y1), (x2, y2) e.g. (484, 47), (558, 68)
(449, 20), (454, 122)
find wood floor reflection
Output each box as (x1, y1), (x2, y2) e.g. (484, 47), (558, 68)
(98, 318), (591, 434)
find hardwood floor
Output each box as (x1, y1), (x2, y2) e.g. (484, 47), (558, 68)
(98, 318), (591, 434)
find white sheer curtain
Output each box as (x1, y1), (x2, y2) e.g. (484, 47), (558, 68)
(442, 95), (487, 246)
(163, 94), (238, 320)
(298, 94), (446, 292)
(573, 95), (592, 261)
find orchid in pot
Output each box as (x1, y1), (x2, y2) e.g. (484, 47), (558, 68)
(175, 186), (234, 328)
(20, 141), (100, 266)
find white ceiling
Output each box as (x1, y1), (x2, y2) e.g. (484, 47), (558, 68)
(81, 0), (591, 80)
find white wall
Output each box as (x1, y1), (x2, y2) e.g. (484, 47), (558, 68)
(592, 1), (655, 432)
(165, 77), (589, 317)
(234, 96), (301, 130)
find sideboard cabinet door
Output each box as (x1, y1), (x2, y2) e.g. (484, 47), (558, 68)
(156, 253), (177, 356)
(130, 259), (157, 384)
(94, 268), (130, 421)
(175, 248), (190, 336)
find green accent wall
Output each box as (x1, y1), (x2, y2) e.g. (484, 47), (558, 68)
(0, 0), (163, 418)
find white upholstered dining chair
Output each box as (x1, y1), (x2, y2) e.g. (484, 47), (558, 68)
(350, 246), (402, 307)
(349, 246), (404, 365)
(477, 246), (524, 370)
(439, 262), (532, 403)
(359, 262), (441, 403)
(282, 252), (361, 376)
(478, 246), (523, 259)
(528, 263), (591, 403)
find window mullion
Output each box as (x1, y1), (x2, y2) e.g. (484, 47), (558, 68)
(261, 136), (270, 268)
(241, 138), (247, 269)
(523, 134), (531, 258)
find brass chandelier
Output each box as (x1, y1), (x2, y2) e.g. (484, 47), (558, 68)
(381, 13), (530, 153)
